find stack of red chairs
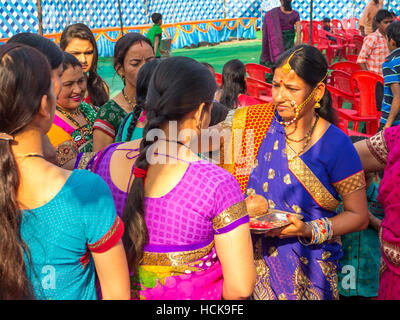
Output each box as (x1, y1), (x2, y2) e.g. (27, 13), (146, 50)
(353, 34), (365, 55)
(345, 54), (358, 63)
(337, 70), (383, 137)
(215, 68), (273, 104)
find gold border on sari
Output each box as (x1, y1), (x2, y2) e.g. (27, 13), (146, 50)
(213, 200), (248, 232)
(287, 148), (340, 212)
(332, 170), (366, 197)
(366, 130), (388, 165)
(220, 107), (249, 177)
(252, 239), (276, 300)
(76, 152), (97, 170)
(292, 264), (323, 300)
(379, 228), (400, 268)
(141, 240), (215, 267)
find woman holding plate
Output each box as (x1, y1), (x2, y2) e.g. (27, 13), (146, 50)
(218, 45), (369, 300)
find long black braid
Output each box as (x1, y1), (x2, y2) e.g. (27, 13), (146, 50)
(122, 56), (216, 271)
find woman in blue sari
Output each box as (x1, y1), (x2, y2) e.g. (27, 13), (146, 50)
(220, 45), (369, 299)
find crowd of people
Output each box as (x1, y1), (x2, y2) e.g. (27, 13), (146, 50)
(0, 1), (400, 301)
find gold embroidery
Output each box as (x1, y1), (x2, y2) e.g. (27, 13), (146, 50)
(268, 199), (276, 209)
(287, 147), (339, 211)
(292, 264), (322, 300)
(300, 257), (309, 265)
(380, 228), (400, 267)
(322, 251), (332, 260)
(263, 182), (269, 193)
(252, 239), (276, 300)
(142, 241), (215, 267)
(292, 205), (301, 214)
(253, 159), (259, 169)
(278, 293), (287, 300)
(220, 108), (247, 177)
(76, 152), (96, 170)
(284, 174), (292, 185)
(317, 260), (339, 300)
(56, 140), (79, 167)
(366, 130), (388, 165)
(268, 168), (275, 179)
(268, 246), (278, 257)
(273, 140), (279, 150)
(333, 171), (366, 196)
(213, 200), (248, 231)
(246, 188), (256, 197)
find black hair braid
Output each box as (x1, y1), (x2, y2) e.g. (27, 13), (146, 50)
(125, 105), (144, 142)
(121, 112), (167, 270)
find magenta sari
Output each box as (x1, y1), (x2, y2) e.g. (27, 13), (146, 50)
(374, 126), (400, 299)
(75, 144), (249, 300)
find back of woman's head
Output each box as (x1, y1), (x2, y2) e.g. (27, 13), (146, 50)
(0, 44), (52, 299)
(60, 23), (108, 106)
(220, 59), (247, 109)
(113, 32), (153, 72)
(62, 51), (82, 72)
(122, 56), (217, 269)
(273, 45), (337, 124)
(8, 32), (63, 70)
(125, 58), (161, 141)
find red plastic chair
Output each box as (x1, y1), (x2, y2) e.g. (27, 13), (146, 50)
(246, 77), (273, 102)
(330, 70), (352, 93)
(327, 85), (353, 134)
(345, 54), (358, 63)
(301, 21), (311, 44)
(353, 34), (365, 55)
(337, 70), (383, 136)
(330, 61), (361, 74)
(245, 63), (272, 82)
(329, 70), (358, 110)
(215, 72), (222, 87)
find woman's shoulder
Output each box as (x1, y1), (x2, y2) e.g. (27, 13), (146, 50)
(97, 99), (124, 115)
(68, 169), (109, 190)
(323, 123), (353, 146)
(191, 161), (241, 188)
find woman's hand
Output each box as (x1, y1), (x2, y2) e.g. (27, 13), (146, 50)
(267, 215), (312, 239)
(245, 194), (268, 218)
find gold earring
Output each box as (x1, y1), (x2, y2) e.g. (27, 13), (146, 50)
(314, 97), (321, 109)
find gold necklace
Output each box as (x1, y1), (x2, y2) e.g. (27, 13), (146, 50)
(286, 114), (319, 162)
(56, 105), (92, 135)
(285, 115), (318, 143)
(122, 89), (136, 111)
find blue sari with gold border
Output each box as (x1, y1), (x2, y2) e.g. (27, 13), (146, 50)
(245, 114), (365, 300)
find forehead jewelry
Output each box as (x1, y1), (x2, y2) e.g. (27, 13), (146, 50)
(282, 48), (303, 74)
